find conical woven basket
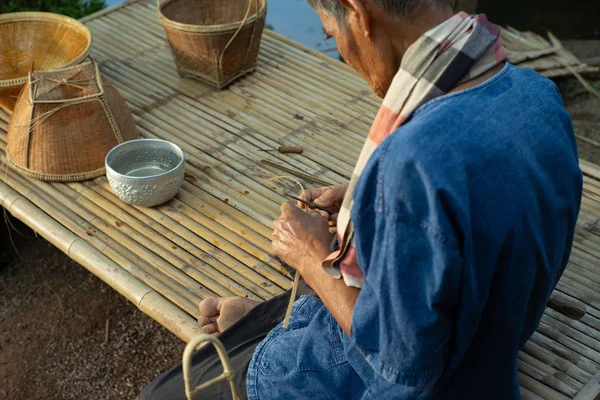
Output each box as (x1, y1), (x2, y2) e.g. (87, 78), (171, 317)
(0, 12), (92, 113)
(157, 0), (267, 89)
(6, 61), (139, 182)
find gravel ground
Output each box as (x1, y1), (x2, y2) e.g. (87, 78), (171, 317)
(0, 218), (185, 399)
(0, 74), (599, 400)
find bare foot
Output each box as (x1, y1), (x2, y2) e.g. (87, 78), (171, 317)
(198, 297), (260, 336)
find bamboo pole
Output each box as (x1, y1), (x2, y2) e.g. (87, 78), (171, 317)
(62, 181), (273, 300)
(0, 170), (201, 342)
(536, 320), (600, 364)
(3, 168), (210, 313)
(517, 352), (581, 397)
(573, 371), (600, 400)
(518, 372), (570, 400)
(87, 180), (288, 290)
(95, 52), (358, 181)
(47, 181), (236, 301)
(529, 330), (600, 376)
(521, 386), (545, 400)
(540, 313), (600, 355)
(98, 59), (348, 194)
(91, 17), (374, 147)
(521, 340), (593, 385)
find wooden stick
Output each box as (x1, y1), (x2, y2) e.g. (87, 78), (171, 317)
(260, 160), (332, 186)
(283, 271), (300, 329)
(104, 319), (110, 344)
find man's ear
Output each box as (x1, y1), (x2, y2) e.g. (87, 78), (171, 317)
(338, 0), (372, 37)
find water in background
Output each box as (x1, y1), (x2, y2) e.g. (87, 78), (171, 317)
(105, 0), (336, 53)
(104, 0), (599, 49)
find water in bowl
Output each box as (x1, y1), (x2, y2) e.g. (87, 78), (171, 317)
(126, 165), (168, 177)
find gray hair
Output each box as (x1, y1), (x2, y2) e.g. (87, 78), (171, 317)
(307, 0), (451, 23)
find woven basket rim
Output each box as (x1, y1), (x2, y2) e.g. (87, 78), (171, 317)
(0, 12), (93, 88)
(6, 152), (107, 182)
(157, 0), (267, 33)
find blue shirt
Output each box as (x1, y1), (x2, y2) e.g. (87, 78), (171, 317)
(247, 64), (582, 399)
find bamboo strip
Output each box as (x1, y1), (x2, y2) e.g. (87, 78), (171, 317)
(96, 51), (361, 178)
(257, 40), (378, 105)
(521, 340), (593, 385)
(573, 371), (600, 400)
(537, 321), (600, 365)
(582, 189), (600, 207)
(550, 291), (600, 336)
(0, 173), (202, 342)
(100, 11), (380, 123)
(79, 0), (142, 23)
(48, 181), (240, 302)
(87, 180), (288, 290)
(518, 372), (570, 400)
(253, 51), (379, 118)
(568, 252), (600, 281)
(581, 160), (600, 179)
(1, 162), (205, 318)
(521, 386), (545, 400)
(583, 177), (600, 196)
(97, 56), (351, 190)
(544, 308), (600, 345)
(541, 313), (600, 355)
(571, 247), (600, 272)
(93, 15), (364, 128)
(563, 268), (600, 298)
(580, 199), (600, 220)
(26, 181), (210, 307)
(572, 234), (600, 259)
(260, 160), (332, 186)
(564, 264), (600, 296)
(517, 352), (581, 396)
(91, 22), (374, 147)
(113, 2), (378, 103)
(67, 181), (274, 299)
(529, 330), (600, 376)
(556, 279), (600, 317)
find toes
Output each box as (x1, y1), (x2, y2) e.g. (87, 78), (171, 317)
(197, 314), (212, 328)
(201, 323), (219, 335)
(199, 297), (224, 317)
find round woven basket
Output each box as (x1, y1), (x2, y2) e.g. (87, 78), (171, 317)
(0, 12), (92, 113)
(6, 60), (139, 182)
(157, 0), (267, 89)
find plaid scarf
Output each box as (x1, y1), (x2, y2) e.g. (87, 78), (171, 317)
(323, 13), (507, 288)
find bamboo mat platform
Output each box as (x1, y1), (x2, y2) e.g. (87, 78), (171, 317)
(1, 1), (600, 398)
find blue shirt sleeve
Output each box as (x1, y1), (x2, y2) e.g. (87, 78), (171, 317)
(348, 133), (464, 390)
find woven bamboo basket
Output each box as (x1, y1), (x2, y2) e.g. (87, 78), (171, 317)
(6, 61), (139, 182)
(157, 0), (267, 89)
(0, 12), (92, 113)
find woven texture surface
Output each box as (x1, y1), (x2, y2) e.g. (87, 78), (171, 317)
(158, 0), (266, 88)
(0, 1), (599, 398)
(6, 61), (138, 181)
(0, 12), (92, 112)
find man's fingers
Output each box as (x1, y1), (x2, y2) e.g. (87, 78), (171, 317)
(329, 213), (338, 224)
(314, 188), (334, 206)
(280, 200), (300, 214)
(315, 210), (329, 219)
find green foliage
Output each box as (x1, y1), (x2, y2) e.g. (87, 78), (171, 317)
(1, 0), (107, 20)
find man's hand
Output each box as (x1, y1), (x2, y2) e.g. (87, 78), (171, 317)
(299, 184), (348, 234)
(272, 201), (331, 276)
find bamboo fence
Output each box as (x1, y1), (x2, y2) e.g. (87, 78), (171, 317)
(0, 0), (599, 398)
